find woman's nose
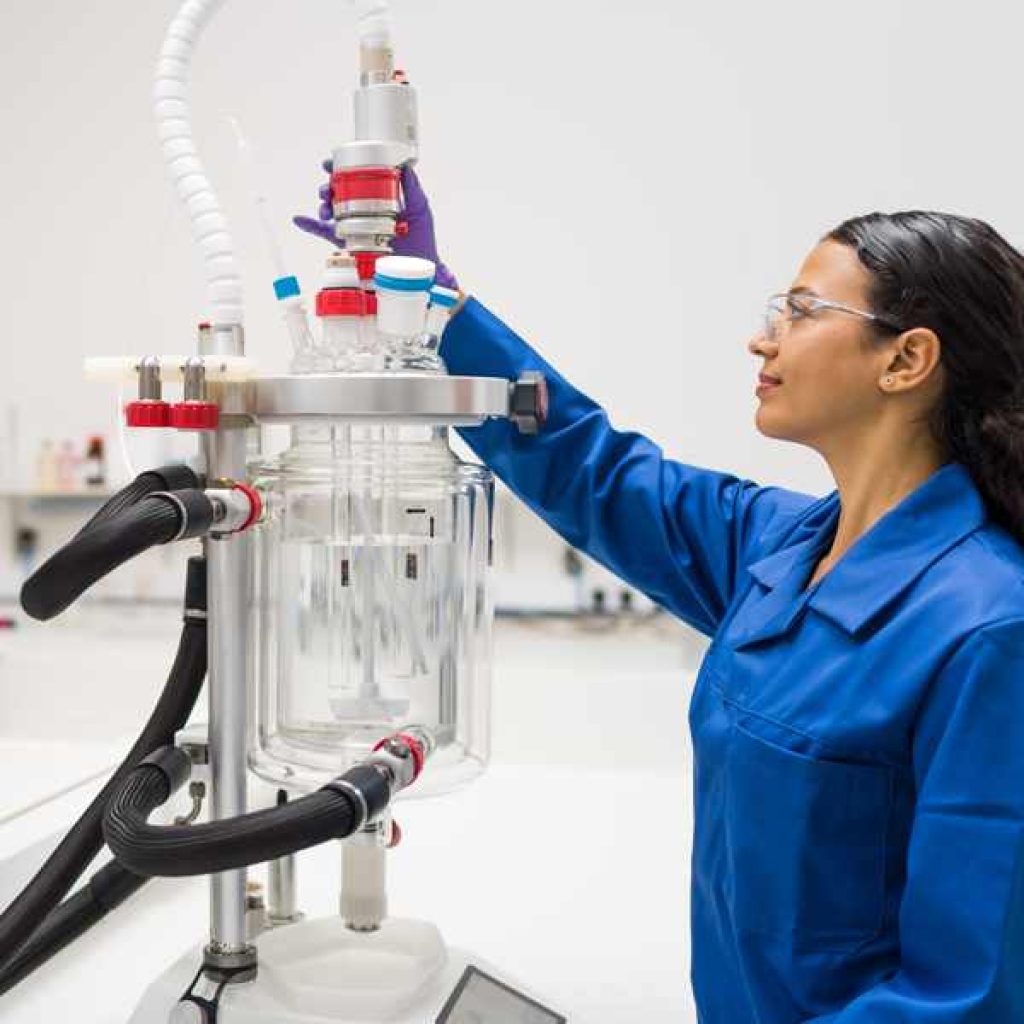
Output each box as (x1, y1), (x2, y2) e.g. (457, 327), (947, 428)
(748, 330), (777, 357)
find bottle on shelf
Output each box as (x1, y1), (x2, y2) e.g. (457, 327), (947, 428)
(83, 435), (106, 489)
(35, 439), (58, 493)
(56, 441), (78, 492)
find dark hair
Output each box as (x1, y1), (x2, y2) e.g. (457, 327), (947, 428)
(827, 210), (1024, 544)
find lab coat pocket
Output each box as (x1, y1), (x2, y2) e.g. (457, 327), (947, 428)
(726, 719), (892, 952)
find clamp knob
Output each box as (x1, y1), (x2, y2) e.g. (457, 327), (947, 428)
(125, 401), (172, 428)
(509, 372), (549, 435)
(170, 402), (220, 431)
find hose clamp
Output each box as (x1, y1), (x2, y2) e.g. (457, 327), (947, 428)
(325, 779), (369, 830)
(151, 491), (190, 542)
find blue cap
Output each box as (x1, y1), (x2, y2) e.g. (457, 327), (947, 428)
(273, 275), (301, 300)
(429, 285), (459, 309)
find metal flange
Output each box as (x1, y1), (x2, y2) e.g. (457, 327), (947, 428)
(251, 373), (513, 426)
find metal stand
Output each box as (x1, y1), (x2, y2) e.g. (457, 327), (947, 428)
(202, 384), (257, 973)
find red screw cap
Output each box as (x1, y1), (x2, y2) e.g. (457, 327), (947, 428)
(125, 401), (171, 428)
(170, 402), (220, 431)
(315, 288), (366, 318)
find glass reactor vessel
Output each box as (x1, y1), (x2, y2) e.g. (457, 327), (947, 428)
(249, 419), (494, 797)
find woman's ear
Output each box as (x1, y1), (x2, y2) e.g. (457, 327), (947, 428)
(880, 328), (943, 394)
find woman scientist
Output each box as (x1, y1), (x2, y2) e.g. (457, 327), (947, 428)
(297, 179), (1024, 1022)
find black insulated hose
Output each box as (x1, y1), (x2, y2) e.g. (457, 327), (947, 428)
(0, 861), (146, 996)
(104, 749), (392, 878)
(0, 558), (207, 979)
(20, 489), (214, 621)
(75, 464), (199, 537)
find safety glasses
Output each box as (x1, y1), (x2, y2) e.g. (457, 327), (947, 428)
(763, 292), (904, 342)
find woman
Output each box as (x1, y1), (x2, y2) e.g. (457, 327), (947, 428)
(297, 183), (1024, 1022)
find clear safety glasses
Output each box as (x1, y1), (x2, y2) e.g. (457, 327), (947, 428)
(763, 292), (904, 342)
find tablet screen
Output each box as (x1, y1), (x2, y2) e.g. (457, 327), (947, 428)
(436, 966), (566, 1024)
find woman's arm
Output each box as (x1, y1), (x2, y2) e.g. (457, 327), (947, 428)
(805, 618), (1024, 1022)
(441, 297), (815, 636)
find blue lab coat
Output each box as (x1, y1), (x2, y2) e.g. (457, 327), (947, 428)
(441, 298), (1024, 1023)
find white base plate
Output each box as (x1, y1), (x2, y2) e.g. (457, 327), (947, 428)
(128, 917), (554, 1024)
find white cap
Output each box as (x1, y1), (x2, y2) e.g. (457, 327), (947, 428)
(374, 255), (435, 289)
(322, 252), (360, 290)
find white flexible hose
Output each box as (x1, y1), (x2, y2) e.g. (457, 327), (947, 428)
(154, 0), (244, 326)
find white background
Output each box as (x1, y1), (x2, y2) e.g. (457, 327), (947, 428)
(4, 0), (1023, 505)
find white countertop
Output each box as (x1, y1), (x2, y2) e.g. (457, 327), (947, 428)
(0, 611), (699, 1023)
(0, 765), (695, 1023)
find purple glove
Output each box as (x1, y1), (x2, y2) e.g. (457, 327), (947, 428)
(293, 161), (458, 290)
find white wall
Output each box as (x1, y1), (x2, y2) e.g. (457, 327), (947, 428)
(2, 0), (1023, 592)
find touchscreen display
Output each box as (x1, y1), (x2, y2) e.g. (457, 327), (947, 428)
(436, 966), (566, 1024)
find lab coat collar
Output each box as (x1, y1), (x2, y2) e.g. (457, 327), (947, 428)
(745, 463), (987, 638)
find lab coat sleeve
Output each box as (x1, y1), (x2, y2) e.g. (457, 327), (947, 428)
(807, 618), (1024, 1023)
(439, 297), (815, 636)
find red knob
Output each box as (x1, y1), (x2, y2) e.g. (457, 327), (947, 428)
(170, 402), (220, 431)
(125, 401), (171, 428)
(394, 219), (410, 238)
(388, 820), (403, 849)
(353, 251), (380, 282)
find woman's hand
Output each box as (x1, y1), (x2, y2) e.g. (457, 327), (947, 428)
(293, 160), (458, 290)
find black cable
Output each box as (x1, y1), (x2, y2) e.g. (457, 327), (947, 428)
(0, 558), (207, 981)
(0, 861), (146, 996)
(21, 490), (213, 622)
(104, 751), (391, 878)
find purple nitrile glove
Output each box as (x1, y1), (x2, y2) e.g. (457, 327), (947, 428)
(293, 160), (458, 290)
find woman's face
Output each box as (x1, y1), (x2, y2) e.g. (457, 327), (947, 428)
(749, 240), (899, 450)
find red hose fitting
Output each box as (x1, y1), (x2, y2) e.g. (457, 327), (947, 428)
(373, 731), (427, 783)
(232, 482), (263, 532)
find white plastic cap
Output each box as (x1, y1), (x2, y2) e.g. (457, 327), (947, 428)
(374, 255), (435, 285)
(322, 252), (361, 290)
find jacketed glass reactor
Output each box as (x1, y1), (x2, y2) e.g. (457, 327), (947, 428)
(6, 0), (560, 1020)
(249, 418), (494, 797)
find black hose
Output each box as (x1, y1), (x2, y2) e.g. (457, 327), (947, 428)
(76, 465), (199, 537)
(0, 861), (146, 996)
(21, 490), (213, 622)
(0, 558), (207, 977)
(104, 751), (391, 878)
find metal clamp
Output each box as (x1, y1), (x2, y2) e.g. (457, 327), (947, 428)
(509, 372), (549, 435)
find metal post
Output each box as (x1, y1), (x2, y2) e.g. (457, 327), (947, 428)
(268, 790), (303, 925)
(202, 375), (257, 970)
